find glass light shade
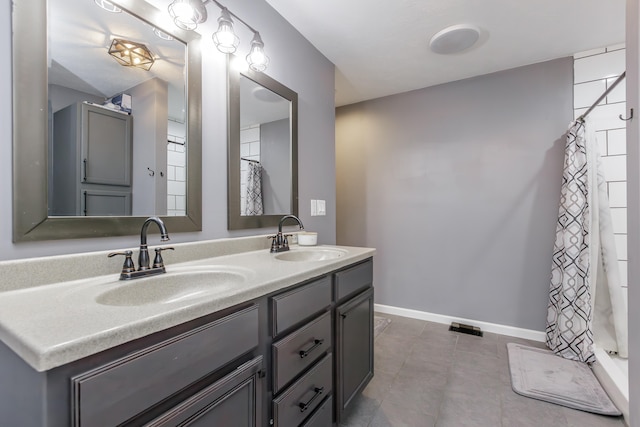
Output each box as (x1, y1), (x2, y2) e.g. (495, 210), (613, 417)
(168, 0), (207, 31)
(212, 8), (240, 54)
(94, 0), (122, 13)
(246, 32), (269, 72)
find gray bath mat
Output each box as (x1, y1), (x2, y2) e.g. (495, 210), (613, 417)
(507, 343), (621, 416)
(374, 316), (391, 338)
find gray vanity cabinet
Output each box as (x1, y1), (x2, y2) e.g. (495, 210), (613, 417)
(51, 102), (132, 216)
(69, 304), (261, 427)
(270, 276), (334, 427)
(0, 257), (374, 427)
(334, 261), (374, 423)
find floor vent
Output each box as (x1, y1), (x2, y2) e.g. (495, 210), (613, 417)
(449, 322), (483, 337)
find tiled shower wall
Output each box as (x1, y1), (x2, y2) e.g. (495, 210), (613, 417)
(240, 125), (261, 215)
(167, 119), (187, 216)
(573, 44), (627, 304)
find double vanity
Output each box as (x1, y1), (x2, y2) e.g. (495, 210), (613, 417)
(0, 236), (375, 427)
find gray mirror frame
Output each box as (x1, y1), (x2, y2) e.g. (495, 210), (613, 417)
(227, 60), (298, 230)
(12, 0), (202, 242)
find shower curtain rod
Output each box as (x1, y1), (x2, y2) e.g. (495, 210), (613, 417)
(241, 157), (260, 163)
(577, 71), (626, 122)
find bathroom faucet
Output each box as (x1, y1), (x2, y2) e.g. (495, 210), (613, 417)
(138, 216), (170, 270)
(269, 215), (304, 253)
(108, 216), (173, 280)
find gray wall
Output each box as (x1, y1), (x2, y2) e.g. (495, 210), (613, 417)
(625, 0), (639, 422)
(261, 118), (291, 214)
(0, 0), (336, 260)
(336, 58), (573, 331)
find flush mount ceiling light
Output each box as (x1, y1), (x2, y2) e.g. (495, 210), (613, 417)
(94, 0), (121, 13)
(108, 38), (155, 71)
(167, 0), (270, 72)
(429, 24), (481, 54)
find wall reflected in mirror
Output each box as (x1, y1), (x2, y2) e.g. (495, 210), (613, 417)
(239, 75), (291, 216)
(48, 0), (187, 217)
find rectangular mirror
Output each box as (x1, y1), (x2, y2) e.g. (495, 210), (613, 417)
(227, 59), (298, 230)
(12, 0), (202, 241)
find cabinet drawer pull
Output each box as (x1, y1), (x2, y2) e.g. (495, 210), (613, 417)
(299, 339), (324, 358)
(83, 158), (87, 182)
(298, 387), (324, 412)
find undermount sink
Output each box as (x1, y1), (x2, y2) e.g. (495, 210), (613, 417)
(96, 267), (250, 307)
(273, 247), (348, 262)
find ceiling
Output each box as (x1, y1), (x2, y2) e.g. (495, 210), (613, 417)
(265, 0), (626, 106)
(49, 0), (187, 121)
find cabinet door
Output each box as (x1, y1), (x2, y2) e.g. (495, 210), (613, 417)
(335, 287), (374, 423)
(145, 356), (263, 427)
(82, 104), (132, 186)
(83, 189), (131, 216)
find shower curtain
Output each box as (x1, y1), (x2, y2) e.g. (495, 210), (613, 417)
(245, 161), (264, 215)
(546, 119), (628, 363)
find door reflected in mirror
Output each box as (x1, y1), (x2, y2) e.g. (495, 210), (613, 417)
(239, 76), (291, 216)
(48, 0), (187, 217)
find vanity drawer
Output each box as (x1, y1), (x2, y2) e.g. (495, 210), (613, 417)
(271, 276), (332, 336)
(71, 305), (259, 427)
(301, 395), (333, 427)
(273, 353), (333, 427)
(335, 259), (373, 302)
(273, 311), (332, 394)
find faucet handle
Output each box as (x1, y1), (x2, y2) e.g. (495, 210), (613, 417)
(153, 247), (175, 269)
(108, 250), (135, 274)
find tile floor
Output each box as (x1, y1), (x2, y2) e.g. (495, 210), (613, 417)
(340, 313), (626, 427)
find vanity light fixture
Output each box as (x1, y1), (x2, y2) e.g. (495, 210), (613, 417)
(153, 27), (174, 41)
(108, 38), (155, 71)
(167, 0), (270, 72)
(212, 8), (240, 53)
(94, 0), (122, 13)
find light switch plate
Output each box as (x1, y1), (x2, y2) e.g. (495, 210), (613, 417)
(317, 200), (326, 216)
(310, 199), (318, 216)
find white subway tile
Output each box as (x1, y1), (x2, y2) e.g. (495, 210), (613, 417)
(167, 150), (186, 167)
(574, 108), (587, 120)
(167, 144), (175, 152)
(175, 166), (186, 182)
(167, 195), (176, 210)
(615, 234), (627, 260)
(574, 80), (607, 109)
(574, 47), (606, 59)
(250, 141), (261, 156)
(574, 50), (625, 83)
(240, 126), (260, 143)
(175, 196), (186, 210)
(608, 182), (627, 208)
(610, 207), (627, 234)
(618, 260), (628, 287)
(240, 143), (251, 157)
(606, 77), (626, 104)
(176, 143), (186, 153)
(608, 129), (626, 155)
(601, 155), (627, 181)
(587, 103), (627, 131)
(167, 181), (186, 197)
(167, 165), (176, 181)
(595, 131), (607, 155)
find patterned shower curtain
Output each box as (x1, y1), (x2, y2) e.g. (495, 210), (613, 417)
(245, 161), (264, 216)
(546, 119), (628, 363)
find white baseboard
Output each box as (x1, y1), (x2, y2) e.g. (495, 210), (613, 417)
(592, 347), (629, 424)
(374, 304), (546, 342)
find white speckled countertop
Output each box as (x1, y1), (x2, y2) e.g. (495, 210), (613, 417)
(0, 235), (375, 372)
